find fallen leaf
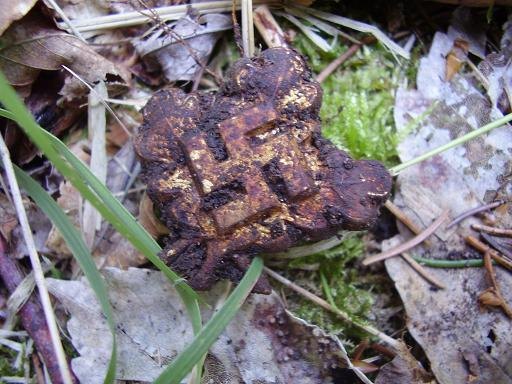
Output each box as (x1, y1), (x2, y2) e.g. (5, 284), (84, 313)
(47, 268), (371, 384)
(375, 343), (433, 384)
(138, 193), (169, 239)
(0, 12), (130, 93)
(0, 0), (38, 35)
(445, 38), (469, 81)
(388, 24), (512, 384)
(0, 194), (18, 241)
(134, 13), (231, 81)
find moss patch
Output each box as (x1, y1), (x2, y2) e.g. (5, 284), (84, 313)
(295, 34), (407, 166)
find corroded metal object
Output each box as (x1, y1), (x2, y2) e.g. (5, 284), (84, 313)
(135, 48), (392, 293)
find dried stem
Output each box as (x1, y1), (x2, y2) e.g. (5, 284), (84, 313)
(254, 5), (287, 48)
(316, 38), (374, 83)
(384, 200), (425, 238)
(479, 252), (512, 318)
(241, 0), (255, 57)
(466, 235), (512, 271)
(0, 236), (76, 384)
(446, 200), (504, 228)
(363, 211), (450, 265)
(264, 266), (400, 349)
(401, 252), (446, 289)
(0, 136), (74, 384)
(472, 223), (512, 238)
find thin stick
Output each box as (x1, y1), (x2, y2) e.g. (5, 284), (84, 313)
(45, 0), (86, 42)
(362, 211), (450, 265)
(389, 113), (512, 176)
(401, 252), (446, 289)
(446, 200), (504, 228)
(254, 5), (287, 48)
(480, 252), (512, 318)
(316, 43), (362, 83)
(466, 235), (512, 271)
(241, 0), (255, 57)
(472, 223), (512, 238)
(0, 138), (74, 384)
(264, 266), (400, 349)
(384, 200), (425, 237)
(481, 232), (512, 260)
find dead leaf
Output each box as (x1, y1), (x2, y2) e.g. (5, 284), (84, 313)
(46, 268), (371, 384)
(0, 194), (18, 241)
(0, 0), (38, 35)
(0, 12), (130, 93)
(478, 288), (503, 307)
(138, 193), (169, 239)
(388, 24), (512, 384)
(46, 181), (80, 257)
(445, 38), (469, 81)
(375, 343), (433, 384)
(134, 13), (231, 81)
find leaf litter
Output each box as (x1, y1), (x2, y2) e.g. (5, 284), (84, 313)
(2, 2), (512, 384)
(386, 8), (512, 384)
(46, 267), (370, 384)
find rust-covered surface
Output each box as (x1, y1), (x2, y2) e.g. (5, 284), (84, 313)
(135, 48), (392, 292)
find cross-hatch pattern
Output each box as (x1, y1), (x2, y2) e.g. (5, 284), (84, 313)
(179, 103), (316, 233)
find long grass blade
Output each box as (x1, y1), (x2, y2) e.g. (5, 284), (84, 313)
(13, 166), (117, 383)
(154, 257), (263, 384)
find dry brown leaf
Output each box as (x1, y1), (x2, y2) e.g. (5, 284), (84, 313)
(445, 38), (469, 81)
(0, 0), (38, 35)
(0, 194), (18, 241)
(478, 288), (503, 307)
(0, 12), (130, 91)
(138, 193), (169, 239)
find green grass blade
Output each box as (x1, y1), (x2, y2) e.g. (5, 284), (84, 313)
(154, 257), (264, 384)
(13, 166), (117, 383)
(0, 71), (202, 333)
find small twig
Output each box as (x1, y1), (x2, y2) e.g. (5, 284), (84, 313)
(480, 232), (512, 260)
(401, 252), (446, 289)
(0, 137), (74, 384)
(0, 236), (76, 384)
(384, 200), (425, 238)
(231, 1), (243, 54)
(264, 266), (400, 349)
(466, 235), (512, 271)
(472, 223), (512, 238)
(446, 200), (504, 229)
(363, 211), (450, 266)
(45, 0), (86, 42)
(254, 5), (287, 48)
(479, 252), (512, 318)
(316, 42), (364, 83)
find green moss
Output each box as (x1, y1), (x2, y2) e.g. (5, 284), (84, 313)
(0, 345), (24, 376)
(294, 34), (409, 166)
(285, 233), (375, 346)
